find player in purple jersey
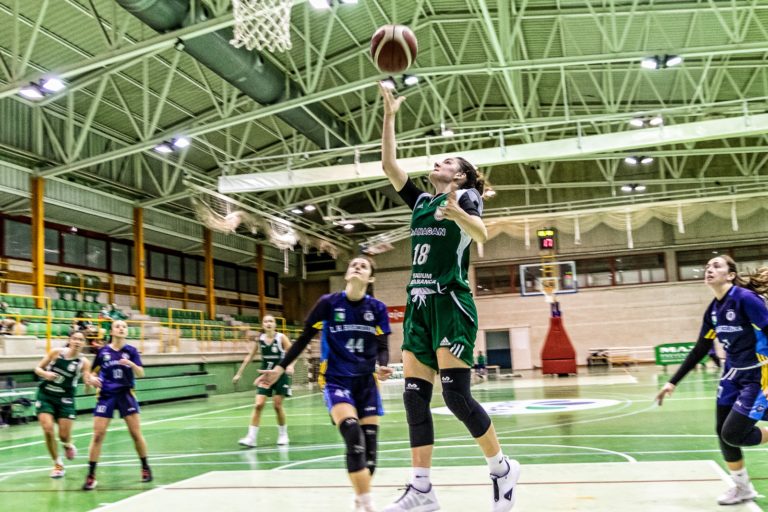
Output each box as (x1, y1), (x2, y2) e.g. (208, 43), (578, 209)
(256, 256), (392, 512)
(82, 320), (152, 491)
(656, 255), (768, 505)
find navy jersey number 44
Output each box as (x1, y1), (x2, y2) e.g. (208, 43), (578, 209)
(310, 292), (391, 378)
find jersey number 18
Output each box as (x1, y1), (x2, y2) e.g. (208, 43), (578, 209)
(413, 243), (431, 265)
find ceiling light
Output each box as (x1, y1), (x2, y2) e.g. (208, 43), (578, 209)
(648, 115), (663, 126)
(628, 118), (645, 128)
(19, 85), (44, 100)
(308, 0), (332, 8)
(339, 0), (358, 4)
(621, 184), (633, 193)
(640, 156), (654, 165)
(641, 57), (660, 70)
(380, 77), (396, 90)
(153, 143), (174, 154)
(303, 204), (317, 212)
(290, 208), (303, 215)
(172, 137), (190, 148)
(635, 184), (647, 192)
(664, 55), (683, 67)
(440, 122), (454, 137)
(343, 223), (355, 231)
(403, 74), (419, 86)
(40, 77), (66, 93)
(624, 156), (639, 165)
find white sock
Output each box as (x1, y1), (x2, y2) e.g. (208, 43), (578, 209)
(410, 467), (431, 492)
(486, 450), (508, 477)
(247, 425), (259, 439)
(357, 493), (373, 506)
(278, 425), (288, 435)
(55, 456), (63, 466)
(730, 468), (750, 488)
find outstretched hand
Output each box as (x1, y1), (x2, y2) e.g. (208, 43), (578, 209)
(655, 382), (676, 406)
(254, 366), (285, 389)
(378, 82), (406, 116)
(439, 190), (464, 222)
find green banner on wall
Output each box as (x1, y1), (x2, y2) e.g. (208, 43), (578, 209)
(654, 342), (697, 365)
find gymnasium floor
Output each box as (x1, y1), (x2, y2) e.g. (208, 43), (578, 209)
(1, 366), (765, 511)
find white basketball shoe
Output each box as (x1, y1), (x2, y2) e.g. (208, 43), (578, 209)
(382, 484), (440, 512)
(238, 436), (256, 448)
(491, 457), (521, 512)
(717, 484), (757, 505)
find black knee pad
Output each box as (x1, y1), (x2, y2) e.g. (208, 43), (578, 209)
(339, 417), (366, 473)
(403, 378), (434, 447)
(720, 409), (762, 448)
(361, 424), (378, 475)
(440, 368), (491, 438)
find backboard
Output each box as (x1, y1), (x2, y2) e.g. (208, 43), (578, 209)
(519, 260), (578, 297)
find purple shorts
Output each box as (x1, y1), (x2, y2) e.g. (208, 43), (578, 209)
(717, 365), (768, 421)
(323, 374), (383, 419)
(94, 390), (140, 418)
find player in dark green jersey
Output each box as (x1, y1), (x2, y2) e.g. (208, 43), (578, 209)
(233, 314), (294, 447)
(379, 84), (520, 512)
(34, 330), (92, 478)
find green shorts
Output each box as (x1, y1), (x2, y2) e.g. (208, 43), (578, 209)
(35, 389), (76, 420)
(402, 289), (478, 370)
(258, 373), (292, 397)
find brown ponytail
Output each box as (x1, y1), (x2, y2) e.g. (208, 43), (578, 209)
(722, 254), (768, 297)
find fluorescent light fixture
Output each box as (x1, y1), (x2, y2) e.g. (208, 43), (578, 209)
(649, 115), (663, 126)
(621, 184), (633, 193)
(641, 57), (659, 70)
(339, 0), (358, 3)
(380, 78), (396, 90)
(172, 137), (190, 148)
(153, 143), (173, 154)
(343, 223), (355, 231)
(628, 118), (645, 128)
(640, 156), (654, 165)
(624, 156), (639, 165)
(290, 208), (303, 215)
(303, 204), (317, 212)
(635, 184), (647, 192)
(440, 122), (454, 137)
(403, 74), (419, 86)
(308, 0), (332, 9)
(19, 85), (44, 100)
(41, 77), (65, 93)
(664, 55), (683, 67)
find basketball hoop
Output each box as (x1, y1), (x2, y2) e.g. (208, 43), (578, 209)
(230, 0), (293, 52)
(538, 277), (559, 304)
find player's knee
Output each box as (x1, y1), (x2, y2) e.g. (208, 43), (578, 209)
(361, 424), (378, 475)
(339, 417), (366, 473)
(721, 424), (762, 448)
(403, 378), (434, 447)
(440, 368), (491, 438)
(254, 402), (265, 412)
(92, 430), (105, 444)
(41, 423), (55, 436)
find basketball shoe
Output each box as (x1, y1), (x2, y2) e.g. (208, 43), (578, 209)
(238, 436), (257, 448)
(49, 463), (65, 478)
(491, 457), (520, 512)
(64, 443), (77, 460)
(382, 484), (440, 512)
(717, 483), (757, 505)
(82, 475), (97, 491)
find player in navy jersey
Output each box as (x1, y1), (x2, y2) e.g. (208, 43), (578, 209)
(378, 84), (519, 512)
(656, 255), (768, 505)
(256, 256), (392, 512)
(82, 320), (152, 491)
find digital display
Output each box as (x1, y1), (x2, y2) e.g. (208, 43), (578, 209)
(537, 228), (556, 251)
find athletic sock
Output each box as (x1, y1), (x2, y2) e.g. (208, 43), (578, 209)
(248, 425), (259, 439)
(88, 461), (97, 476)
(278, 425), (287, 435)
(486, 450), (508, 477)
(410, 467), (431, 492)
(357, 492), (373, 506)
(140, 457), (149, 470)
(731, 468), (750, 488)
(55, 456), (63, 466)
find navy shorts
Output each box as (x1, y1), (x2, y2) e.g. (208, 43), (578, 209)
(322, 374), (383, 419)
(717, 365), (768, 421)
(94, 390), (140, 418)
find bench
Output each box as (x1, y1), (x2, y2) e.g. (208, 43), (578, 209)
(588, 346), (653, 370)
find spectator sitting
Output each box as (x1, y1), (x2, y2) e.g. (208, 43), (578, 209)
(0, 301), (16, 335)
(107, 303), (128, 320)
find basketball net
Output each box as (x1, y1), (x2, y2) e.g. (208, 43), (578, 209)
(539, 277), (559, 304)
(230, 0), (293, 52)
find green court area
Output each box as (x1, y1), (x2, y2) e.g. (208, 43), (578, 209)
(0, 367), (765, 511)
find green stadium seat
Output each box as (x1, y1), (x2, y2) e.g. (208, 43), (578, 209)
(55, 272), (79, 301)
(82, 275), (101, 302)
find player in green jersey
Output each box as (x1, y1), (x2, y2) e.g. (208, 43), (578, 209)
(34, 330), (92, 478)
(379, 84), (520, 512)
(233, 314), (294, 447)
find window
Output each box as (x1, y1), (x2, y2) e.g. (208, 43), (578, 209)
(4, 219), (31, 259)
(732, 245), (768, 275)
(265, 271), (279, 298)
(86, 238), (107, 270)
(167, 254), (181, 282)
(149, 250), (166, 280)
(62, 233), (107, 270)
(614, 254), (666, 285)
(110, 241), (132, 275)
(577, 258), (614, 288)
(184, 257), (203, 286)
(214, 263), (237, 291)
(239, 268), (258, 294)
(44, 227), (59, 263)
(475, 266), (515, 295)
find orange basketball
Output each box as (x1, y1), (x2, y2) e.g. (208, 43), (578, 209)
(370, 24), (418, 74)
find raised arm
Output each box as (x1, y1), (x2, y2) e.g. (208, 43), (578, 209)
(379, 83), (409, 191)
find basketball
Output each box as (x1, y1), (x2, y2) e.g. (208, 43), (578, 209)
(370, 24), (418, 74)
